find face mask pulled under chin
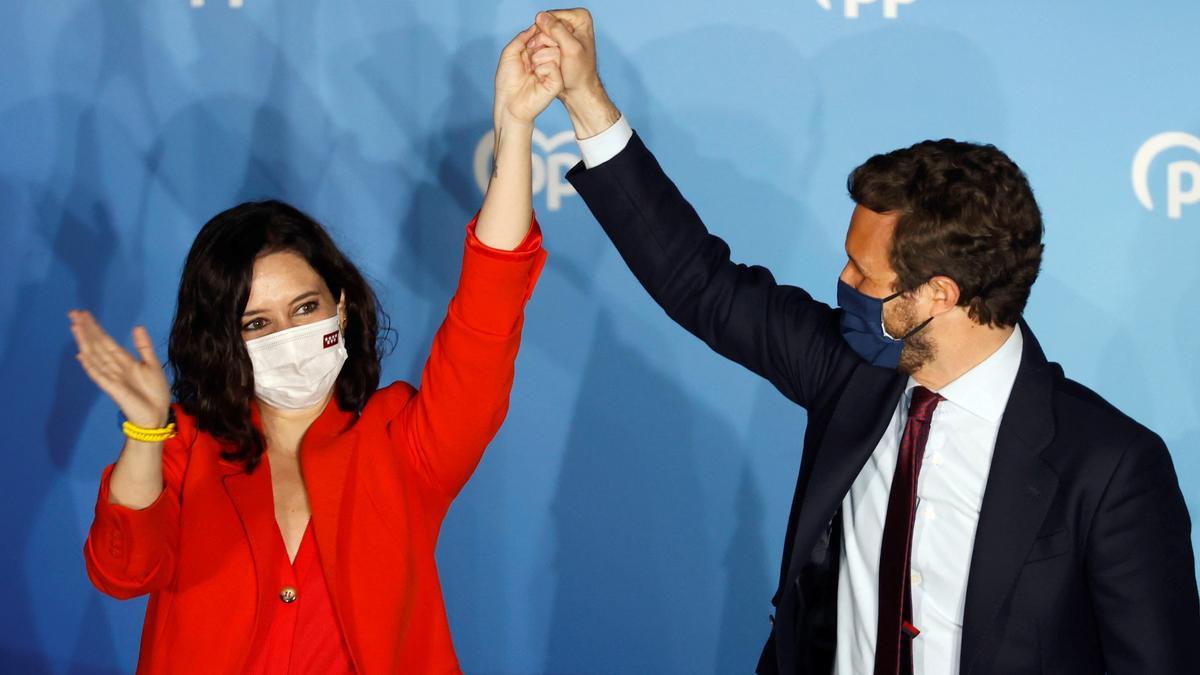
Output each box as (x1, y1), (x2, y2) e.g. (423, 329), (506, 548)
(244, 314), (348, 410)
(836, 280), (930, 370)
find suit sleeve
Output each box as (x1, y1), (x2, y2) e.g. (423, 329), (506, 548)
(83, 411), (191, 600)
(566, 132), (845, 409)
(1087, 429), (1200, 674)
(389, 215), (546, 500)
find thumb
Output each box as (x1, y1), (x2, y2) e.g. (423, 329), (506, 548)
(503, 24), (538, 59)
(132, 326), (162, 369)
(536, 12), (580, 51)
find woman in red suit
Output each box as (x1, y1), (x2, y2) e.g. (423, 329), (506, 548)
(68, 26), (561, 674)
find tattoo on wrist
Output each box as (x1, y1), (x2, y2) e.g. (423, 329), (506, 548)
(492, 127), (503, 179)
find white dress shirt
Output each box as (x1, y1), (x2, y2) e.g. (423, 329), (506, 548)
(835, 328), (1023, 675)
(575, 118), (1025, 675)
(576, 114), (634, 169)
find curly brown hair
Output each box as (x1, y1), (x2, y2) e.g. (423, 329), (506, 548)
(168, 200), (391, 472)
(848, 139), (1044, 327)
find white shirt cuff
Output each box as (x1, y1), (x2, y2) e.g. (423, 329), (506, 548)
(577, 115), (633, 169)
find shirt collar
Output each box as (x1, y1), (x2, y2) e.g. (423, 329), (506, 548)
(905, 326), (1024, 423)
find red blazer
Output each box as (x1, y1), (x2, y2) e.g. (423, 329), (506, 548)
(84, 219), (546, 674)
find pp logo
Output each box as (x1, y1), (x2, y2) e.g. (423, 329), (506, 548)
(817, 0), (915, 19)
(474, 129), (579, 211)
(1132, 132), (1200, 220)
(322, 332), (339, 349)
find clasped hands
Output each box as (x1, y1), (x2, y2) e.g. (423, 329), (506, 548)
(494, 9), (619, 136)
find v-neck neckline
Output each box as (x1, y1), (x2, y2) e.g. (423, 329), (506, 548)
(285, 519), (314, 567)
(262, 451), (313, 566)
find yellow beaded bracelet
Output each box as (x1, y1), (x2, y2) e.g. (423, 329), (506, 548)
(122, 420), (177, 443)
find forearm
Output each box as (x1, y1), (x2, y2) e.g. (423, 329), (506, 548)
(567, 132), (725, 303)
(475, 113), (535, 251)
(86, 453), (180, 598)
(108, 438), (165, 509)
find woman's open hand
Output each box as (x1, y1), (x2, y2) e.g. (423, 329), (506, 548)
(69, 310), (171, 429)
(494, 24), (563, 126)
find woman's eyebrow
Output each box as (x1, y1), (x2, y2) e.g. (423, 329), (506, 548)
(242, 290), (320, 318)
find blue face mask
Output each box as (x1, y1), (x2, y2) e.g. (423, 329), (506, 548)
(837, 280), (932, 369)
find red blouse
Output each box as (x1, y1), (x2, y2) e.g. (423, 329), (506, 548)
(242, 512), (354, 674)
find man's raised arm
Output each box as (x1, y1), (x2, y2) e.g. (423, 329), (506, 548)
(528, 9), (849, 409)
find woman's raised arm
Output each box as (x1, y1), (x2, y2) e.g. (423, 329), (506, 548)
(384, 25), (556, 499)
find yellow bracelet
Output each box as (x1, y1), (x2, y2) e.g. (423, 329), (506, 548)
(122, 421), (177, 443)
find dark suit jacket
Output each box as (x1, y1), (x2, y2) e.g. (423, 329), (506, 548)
(566, 133), (1200, 674)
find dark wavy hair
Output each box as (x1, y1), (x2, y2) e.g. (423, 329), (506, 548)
(168, 200), (389, 472)
(848, 139), (1044, 327)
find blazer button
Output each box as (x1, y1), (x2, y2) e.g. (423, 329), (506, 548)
(279, 586), (298, 603)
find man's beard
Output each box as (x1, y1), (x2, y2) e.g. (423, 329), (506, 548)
(885, 295), (935, 375)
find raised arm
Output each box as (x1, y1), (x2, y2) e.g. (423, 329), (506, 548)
(530, 10), (845, 408)
(387, 26), (553, 499)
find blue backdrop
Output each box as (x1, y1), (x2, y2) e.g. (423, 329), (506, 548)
(2, 1), (1198, 673)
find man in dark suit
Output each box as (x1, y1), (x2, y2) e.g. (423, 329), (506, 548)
(527, 9), (1200, 675)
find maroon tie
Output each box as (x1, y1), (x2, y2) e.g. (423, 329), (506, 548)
(874, 386), (943, 675)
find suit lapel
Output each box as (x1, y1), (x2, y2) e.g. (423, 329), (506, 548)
(787, 364), (906, 578)
(295, 400), (359, 669)
(300, 427), (355, 594)
(296, 402), (357, 600)
(960, 323), (1058, 674)
(219, 455), (279, 617)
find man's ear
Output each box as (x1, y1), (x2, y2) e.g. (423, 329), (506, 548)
(927, 275), (961, 315)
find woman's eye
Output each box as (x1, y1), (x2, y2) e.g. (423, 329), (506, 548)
(243, 318), (266, 332)
(296, 301), (319, 316)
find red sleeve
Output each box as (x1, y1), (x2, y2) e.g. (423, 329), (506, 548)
(469, 212), (543, 256)
(83, 407), (192, 599)
(389, 213), (546, 499)
(455, 214), (546, 335)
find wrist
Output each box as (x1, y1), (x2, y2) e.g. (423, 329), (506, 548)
(493, 108), (536, 133)
(562, 85), (621, 139)
(121, 407), (172, 433)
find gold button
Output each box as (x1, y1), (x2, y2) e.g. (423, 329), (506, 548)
(279, 586), (298, 603)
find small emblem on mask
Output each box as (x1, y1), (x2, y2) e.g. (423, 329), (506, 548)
(323, 331), (339, 348)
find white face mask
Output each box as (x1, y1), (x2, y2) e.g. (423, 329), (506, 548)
(245, 313), (348, 410)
